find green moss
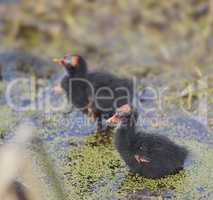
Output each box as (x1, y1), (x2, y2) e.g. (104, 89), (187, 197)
(120, 171), (186, 191)
(66, 135), (123, 197)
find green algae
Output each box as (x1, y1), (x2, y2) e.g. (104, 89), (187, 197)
(65, 135), (124, 198)
(66, 134), (213, 199)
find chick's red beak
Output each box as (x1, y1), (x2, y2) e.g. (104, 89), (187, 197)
(106, 114), (120, 124)
(53, 58), (65, 65)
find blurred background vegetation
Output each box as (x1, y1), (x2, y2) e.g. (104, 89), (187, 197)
(0, 0), (213, 75)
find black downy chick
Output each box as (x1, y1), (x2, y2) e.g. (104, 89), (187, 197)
(53, 55), (133, 132)
(53, 55), (90, 114)
(107, 104), (188, 179)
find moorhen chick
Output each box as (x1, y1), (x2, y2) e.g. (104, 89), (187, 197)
(53, 54), (133, 132)
(53, 55), (90, 114)
(107, 104), (188, 179)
